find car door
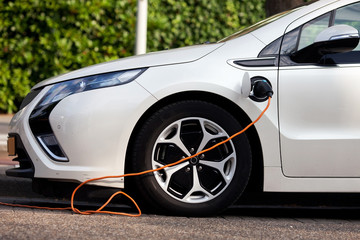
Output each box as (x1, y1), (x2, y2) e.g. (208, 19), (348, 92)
(279, 2), (360, 177)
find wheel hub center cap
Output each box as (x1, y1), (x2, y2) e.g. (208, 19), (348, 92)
(189, 157), (199, 165)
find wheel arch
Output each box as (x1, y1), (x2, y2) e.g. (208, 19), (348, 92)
(125, 91), (264, 192)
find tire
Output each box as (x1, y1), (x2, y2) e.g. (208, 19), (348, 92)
(131, 100), (251, 216)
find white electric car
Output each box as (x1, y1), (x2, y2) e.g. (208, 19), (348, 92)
(7, 0), (360, 215)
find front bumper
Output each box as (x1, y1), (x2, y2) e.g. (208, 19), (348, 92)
(6, 81), (157, 188)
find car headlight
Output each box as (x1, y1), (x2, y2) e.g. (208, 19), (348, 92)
(29, 68), (147, 162)
(37, 68), (147, 108)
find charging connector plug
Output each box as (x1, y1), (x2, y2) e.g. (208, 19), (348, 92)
(249, 77), (273, 102)
(253, 80), (273, 98)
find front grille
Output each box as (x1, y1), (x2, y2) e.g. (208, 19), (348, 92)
(6, 134), (35, 178)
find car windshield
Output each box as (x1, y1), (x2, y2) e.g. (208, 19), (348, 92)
(219, 1), (318, 42)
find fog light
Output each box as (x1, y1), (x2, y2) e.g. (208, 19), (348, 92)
(37, 134), (68, 162)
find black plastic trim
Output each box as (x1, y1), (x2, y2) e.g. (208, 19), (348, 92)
(29, 102), (58, 135)
(233, 58), (276, 67)
(29, 101), (68, 161)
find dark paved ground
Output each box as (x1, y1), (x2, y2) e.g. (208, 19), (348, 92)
(2, 165), (360, 239)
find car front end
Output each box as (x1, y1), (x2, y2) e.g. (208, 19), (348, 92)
(6, 42), (227, 188)
(7, 68), (158, 188)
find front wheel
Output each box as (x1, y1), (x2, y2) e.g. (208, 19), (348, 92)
(131, 100), (252, 216)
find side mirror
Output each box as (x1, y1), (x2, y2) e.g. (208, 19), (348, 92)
(291, 25), (359, 63)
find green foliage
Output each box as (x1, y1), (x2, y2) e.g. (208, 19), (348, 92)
(0, 0), (265, 113)
(148, 0), (265, 50)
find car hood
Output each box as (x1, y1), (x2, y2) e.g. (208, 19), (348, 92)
(33, 42), (225, 89)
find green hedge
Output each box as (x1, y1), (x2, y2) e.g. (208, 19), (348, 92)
(0, 0), (265, 113)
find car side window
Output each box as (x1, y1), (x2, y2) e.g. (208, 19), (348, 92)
(323, 2), (360, 64)
(279, 2), (360, 66)
(334, 2), (360, 51)
(297, 13), (331, 50)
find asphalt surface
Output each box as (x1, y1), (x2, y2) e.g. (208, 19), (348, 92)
(2, 164), (360, 239)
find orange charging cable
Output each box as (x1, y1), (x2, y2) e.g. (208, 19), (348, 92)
(0, 97), (271, 217)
